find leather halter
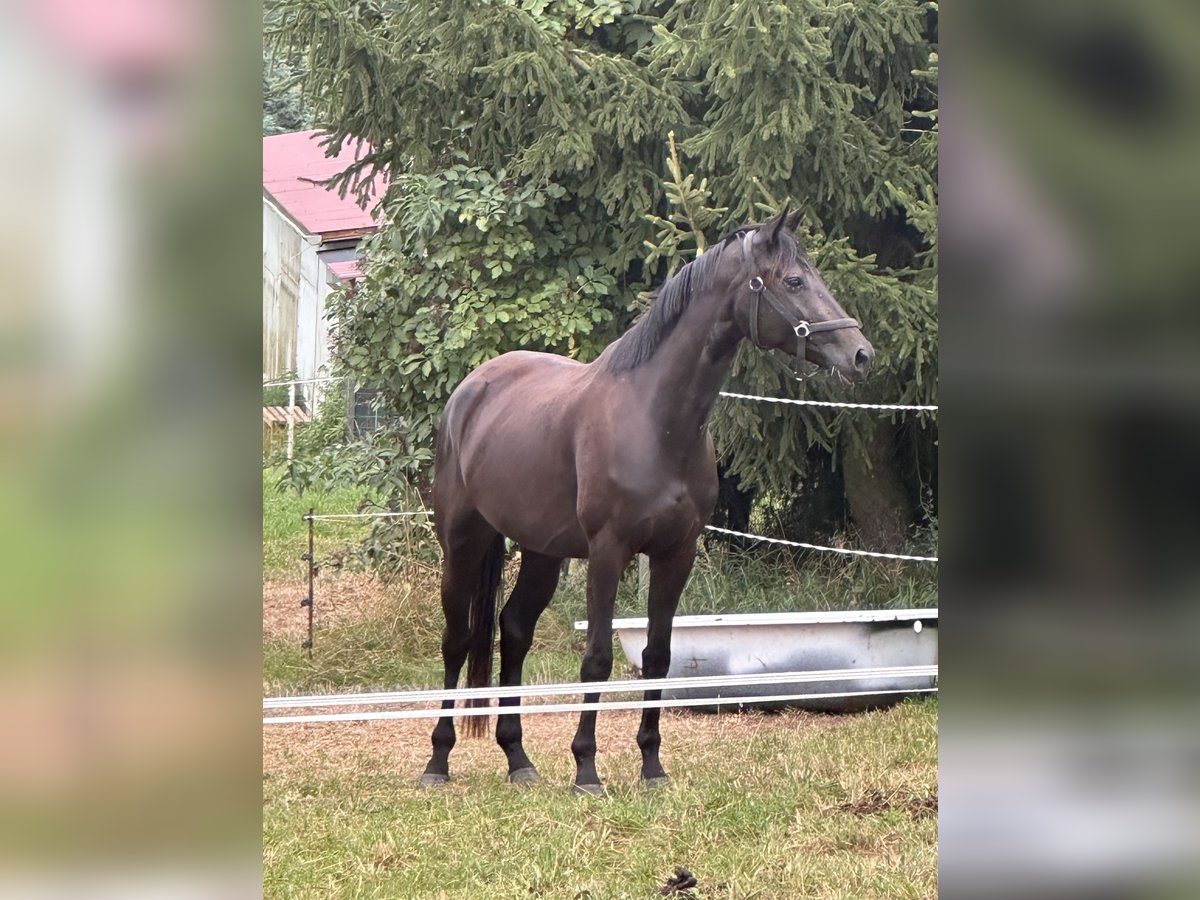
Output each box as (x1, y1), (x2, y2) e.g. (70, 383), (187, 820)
(740, 233), (860, 358)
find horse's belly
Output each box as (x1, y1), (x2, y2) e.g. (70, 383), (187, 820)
(501, 515), (590, 559)
(459, 426), (588, 557)
(472, 486), (588, 557)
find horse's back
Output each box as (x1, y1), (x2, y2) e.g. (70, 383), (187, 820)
(465, 349), (586, 383)
(443, 351), (589, 438)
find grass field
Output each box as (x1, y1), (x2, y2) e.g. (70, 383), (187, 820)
(264, 701), (937, 899)
(263, 467), (938, 898)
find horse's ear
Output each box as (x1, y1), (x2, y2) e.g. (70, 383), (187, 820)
(769, 204), (791, 245)
(785, 207), (804, 232)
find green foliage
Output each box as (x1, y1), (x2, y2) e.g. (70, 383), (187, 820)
(262, 464), (379, 577)
(262, 50), (312, 135)
(261, 379), (294, 408)
(293, 392), (349, 457)
(328, 163), (617, 479)
(271, 0), (938, 508)
(642, 131), (729, 274)
(262, 1), (313, 134)
(265, 382), (349, 471)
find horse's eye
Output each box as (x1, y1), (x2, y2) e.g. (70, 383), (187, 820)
(784, 276), (805, 290)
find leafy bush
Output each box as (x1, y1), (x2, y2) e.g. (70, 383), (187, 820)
(327, 162), (617, 480)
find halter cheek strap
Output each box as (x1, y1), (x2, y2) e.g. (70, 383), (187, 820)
(741, 235), (860, 358)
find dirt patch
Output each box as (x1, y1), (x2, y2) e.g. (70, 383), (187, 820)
(263, 707), (834, 778)
(838, 788), (937, 820)
(262, 577), (309, 640)
(263, 570), (436, 640)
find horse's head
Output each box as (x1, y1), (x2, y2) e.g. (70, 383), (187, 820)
(737, 209), (874, 381)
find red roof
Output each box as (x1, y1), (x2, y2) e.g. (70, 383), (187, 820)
(327, 259), (365, 282)
(263, 130), (385, 240)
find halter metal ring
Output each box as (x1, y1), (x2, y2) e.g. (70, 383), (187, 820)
(794, 321), (811, 338)
(748, 276), (764, 292)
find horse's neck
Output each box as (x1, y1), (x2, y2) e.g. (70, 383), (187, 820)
(632, 286), (742, 439)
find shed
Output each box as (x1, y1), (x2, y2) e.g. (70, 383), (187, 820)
(262, 130), (384, 410)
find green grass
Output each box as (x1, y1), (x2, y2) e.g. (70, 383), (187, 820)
(263, 464), (384, 577)
(681, 543), (936, 614)
(263, 699), (937, 899)
(264, 472), (938, 897)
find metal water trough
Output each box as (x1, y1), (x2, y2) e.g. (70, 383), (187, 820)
(575, 609), (938, 713)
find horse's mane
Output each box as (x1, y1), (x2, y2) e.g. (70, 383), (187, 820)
(601, 224), (801, 373)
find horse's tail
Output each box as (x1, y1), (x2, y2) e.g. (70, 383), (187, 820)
(463, 532), (505, 738)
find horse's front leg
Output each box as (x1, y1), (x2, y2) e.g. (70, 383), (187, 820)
(570, 540), (631, 796)
(637, 542), (697, 787)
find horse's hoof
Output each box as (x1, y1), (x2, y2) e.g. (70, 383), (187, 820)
(640, 775), (671, 791)
(508, 767), (541, 785)
(571, 782), (607, 798)
(417, 773), (449, 789)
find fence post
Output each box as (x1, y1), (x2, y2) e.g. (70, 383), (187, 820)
(300, 507), (314, 656)
(286, 381), (296, 462)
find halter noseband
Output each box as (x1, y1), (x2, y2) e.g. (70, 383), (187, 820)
(740, 234), (860, 358)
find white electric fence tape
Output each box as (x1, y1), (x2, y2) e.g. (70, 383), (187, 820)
(718, 391), (937, 411)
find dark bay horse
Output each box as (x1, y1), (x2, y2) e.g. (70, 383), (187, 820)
(419, 209), (873, 793)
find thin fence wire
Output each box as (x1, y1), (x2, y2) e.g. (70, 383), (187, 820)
(263, 375), (348, 388)
(305, 511), (429, 521)
(294, 511), (936, 563)
(704, 525), (937, 563)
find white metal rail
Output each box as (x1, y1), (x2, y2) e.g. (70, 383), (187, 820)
(264, 665), (938, 723)
(265, 664), (938, 710)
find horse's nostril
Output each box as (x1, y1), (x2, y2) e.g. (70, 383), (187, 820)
(854, 347), (873, 371)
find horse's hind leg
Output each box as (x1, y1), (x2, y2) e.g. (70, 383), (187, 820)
(637, 543), (697, 787)
(496, 549), (562, 783)
(419, 510), (498, 787)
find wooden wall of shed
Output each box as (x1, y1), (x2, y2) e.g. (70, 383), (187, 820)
(295, 241), (333, 394)
(263, 198), (337, 416)
(263, 200), (304, 380)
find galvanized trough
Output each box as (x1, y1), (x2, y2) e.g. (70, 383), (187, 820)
(575, 608), (938, 713)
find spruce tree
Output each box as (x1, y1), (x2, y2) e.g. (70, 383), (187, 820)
(271, 0), (938, 549)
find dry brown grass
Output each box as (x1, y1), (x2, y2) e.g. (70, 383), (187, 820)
(263, 706), (840, 780)
(262, 568), (442, 641)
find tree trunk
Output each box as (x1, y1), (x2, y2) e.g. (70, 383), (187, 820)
(781, 442), (846, 546)
(842, 420), (914, 553)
